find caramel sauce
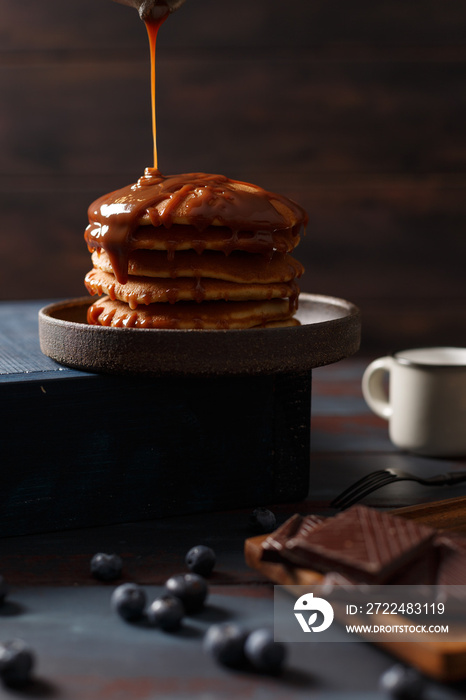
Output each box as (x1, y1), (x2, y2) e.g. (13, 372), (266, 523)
(85, 170), (307, 284)
(145, 15), (167, 169)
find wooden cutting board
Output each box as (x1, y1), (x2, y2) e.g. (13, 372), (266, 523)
(244, 495), (466, 682)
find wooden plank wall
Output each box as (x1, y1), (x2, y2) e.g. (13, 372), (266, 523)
(1, 0), (465, 353)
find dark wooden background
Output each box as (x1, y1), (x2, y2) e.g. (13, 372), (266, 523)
(1, 0), (465, 353)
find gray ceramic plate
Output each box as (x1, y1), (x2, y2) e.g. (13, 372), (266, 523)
(38, 293), (361, 376)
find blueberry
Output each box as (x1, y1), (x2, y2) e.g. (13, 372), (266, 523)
(164, 573), (208, 613)
(250, 507), (277, 533)
(185, 545), (216, 577)
(203, 623), (249, 668)
(244, 628), (287, 674)
(379, 664), (425, 699)
(111, 583), (146, 621)
(0, 639), (35, 687)
(147, 595), (184, 631)
(0, 576), (8, 604)
(90, 553), (123, 582)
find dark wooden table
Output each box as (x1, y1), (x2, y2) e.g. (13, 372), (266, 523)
(1, 303), (466, 698)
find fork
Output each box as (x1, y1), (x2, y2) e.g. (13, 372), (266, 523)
(331, 468), (466, 510)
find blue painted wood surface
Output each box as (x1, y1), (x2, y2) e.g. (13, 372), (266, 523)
(0, 586), (397, 700)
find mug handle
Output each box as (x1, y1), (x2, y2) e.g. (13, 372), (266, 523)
(361, 356), (393, 420)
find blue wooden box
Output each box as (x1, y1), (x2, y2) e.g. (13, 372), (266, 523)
(0, 301), (311, 536)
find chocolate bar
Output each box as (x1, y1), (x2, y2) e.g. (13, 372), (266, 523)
(387, 548), (439, 585)
(435, 533), (466, 586)
(261, 513), (325, 562)
(282, 505), (436, 583)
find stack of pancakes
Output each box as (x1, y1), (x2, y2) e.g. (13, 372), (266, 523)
(84, 169), (307, 329)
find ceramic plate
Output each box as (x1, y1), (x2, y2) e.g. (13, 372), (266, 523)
(39, 293), (361, 376)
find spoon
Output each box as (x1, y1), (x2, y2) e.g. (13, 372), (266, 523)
(112, 0), (186, 20)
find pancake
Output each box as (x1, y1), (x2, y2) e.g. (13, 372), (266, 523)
(123, 224), (301, 258)
(85, 268), (299, 308)
(261, 318), (300, 328)
(84, 170), (307, 285)
(91, 249), (304, 284)
(88, 295), (298, 330)
(84, 170), (307, 330)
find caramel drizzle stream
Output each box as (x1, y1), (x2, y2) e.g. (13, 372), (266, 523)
(145, 15), (167, 170)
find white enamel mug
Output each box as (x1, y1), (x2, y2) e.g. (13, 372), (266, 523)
(362, 347), (466, 457)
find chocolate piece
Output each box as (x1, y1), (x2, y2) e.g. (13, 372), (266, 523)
(387, 548), (440, 585)
(261, 514), (302, 560)
(300, 514), (327, 534)
(321, 571), (362, 587)
(283, 505), (436, 583)
(261, 513), (325, 562)
(435, 533), (466, 586)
